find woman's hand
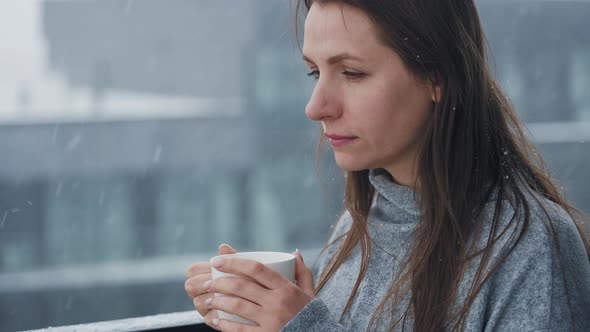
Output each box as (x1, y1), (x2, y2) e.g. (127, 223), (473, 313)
(185, 244), (237, 326)
(204, 250), (315, 332)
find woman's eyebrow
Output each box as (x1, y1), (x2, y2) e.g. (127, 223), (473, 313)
(302, 52), (364, 65)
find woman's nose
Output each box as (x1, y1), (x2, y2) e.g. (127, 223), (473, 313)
(305, 83), (341, 122)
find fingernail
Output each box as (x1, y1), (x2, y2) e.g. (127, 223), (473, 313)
(211, 258), (223, 268)
(203, 280), (212, 290)
(296, 249), (304, 262)
(204, 297), (212, 308)
(212, 318), (219, 326)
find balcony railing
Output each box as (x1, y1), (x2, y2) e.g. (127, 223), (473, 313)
(25, 310), (216, 332)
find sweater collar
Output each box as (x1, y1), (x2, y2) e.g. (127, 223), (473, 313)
(368, 168), (421, 220)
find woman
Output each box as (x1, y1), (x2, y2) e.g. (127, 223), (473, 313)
(185, 0), (590, 331)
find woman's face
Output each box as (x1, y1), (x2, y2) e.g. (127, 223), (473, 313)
(303, 2), (436, 185)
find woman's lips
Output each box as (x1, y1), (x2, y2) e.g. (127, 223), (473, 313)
(325, 134), (357, 147)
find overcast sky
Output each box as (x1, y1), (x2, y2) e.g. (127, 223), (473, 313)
(0, 1), (49, 118)
(0, 0), (208, 123)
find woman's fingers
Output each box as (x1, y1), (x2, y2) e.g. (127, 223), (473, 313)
(214, 318), (257, 332)
(206, 295), (262, 325)
(219, 243), (237, 255)
(186, 244), (240, 327)
(207, 276), (267, 306)
(187, 243), (237, 280)
(186, 262), (211, 279)
(202, 307), (220, 329)
(211, 257), (285, 290)
(193, 293), (215, 316)
(294, 250), (315, 298)
(184, 273), (211, 298)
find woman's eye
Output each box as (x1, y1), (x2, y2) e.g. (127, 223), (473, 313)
(342, 71), (365, 80)
(307, 70), (320, 80)
(306, 70), (364, 81)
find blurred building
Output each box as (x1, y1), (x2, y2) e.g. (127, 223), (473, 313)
(0, 1), (339, 330)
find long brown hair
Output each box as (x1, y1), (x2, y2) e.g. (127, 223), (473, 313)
(295, 0), (590, 331)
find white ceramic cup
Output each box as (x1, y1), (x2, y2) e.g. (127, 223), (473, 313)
(209, 251), (296, 325)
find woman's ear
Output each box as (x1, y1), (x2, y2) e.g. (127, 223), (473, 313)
(431, 84), (442, 103)
(430, 77), (442, 103)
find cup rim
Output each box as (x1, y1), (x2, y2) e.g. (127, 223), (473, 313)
(210, 251), (295, 264)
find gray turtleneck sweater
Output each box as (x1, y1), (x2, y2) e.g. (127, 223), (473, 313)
(281, 169), (590, 331)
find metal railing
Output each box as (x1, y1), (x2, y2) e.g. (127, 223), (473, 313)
(24, 311), (212, 332)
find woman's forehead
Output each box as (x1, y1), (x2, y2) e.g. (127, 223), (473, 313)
(303, 2), (383, 62)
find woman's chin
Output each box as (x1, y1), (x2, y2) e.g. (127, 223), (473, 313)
(334, 156), (369, 172)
